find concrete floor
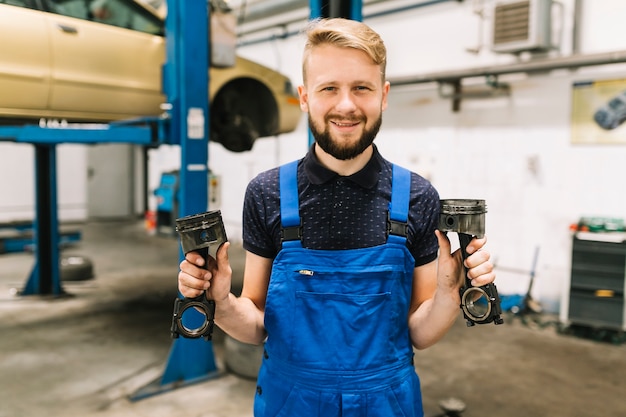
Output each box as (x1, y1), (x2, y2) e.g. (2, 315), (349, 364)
(1, 220), (625, 417)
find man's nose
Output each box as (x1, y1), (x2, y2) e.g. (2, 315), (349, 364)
(335, 91), (358, 113)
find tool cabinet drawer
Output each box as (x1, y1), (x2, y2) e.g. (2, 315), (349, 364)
(568, 290), (624, 329)
(567, 234), (626, 330)
(570, 267), (624, 292)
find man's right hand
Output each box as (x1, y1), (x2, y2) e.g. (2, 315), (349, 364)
(178, 242), (232, 302)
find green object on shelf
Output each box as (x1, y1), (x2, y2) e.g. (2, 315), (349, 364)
(578, 217), (625, 232)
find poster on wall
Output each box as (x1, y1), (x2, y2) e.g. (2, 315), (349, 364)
(571, 78), (626, 144)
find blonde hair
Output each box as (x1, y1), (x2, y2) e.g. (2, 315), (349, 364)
(302, 18), (387, 82)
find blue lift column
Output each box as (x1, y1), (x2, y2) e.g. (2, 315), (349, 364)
(22, 145), (63, 296)
(131, 0), (219, 400)
(309, 0), (363, 20)
(308, 0), (363, 147)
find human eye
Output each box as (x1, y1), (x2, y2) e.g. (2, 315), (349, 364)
(354, 85), (373, 92)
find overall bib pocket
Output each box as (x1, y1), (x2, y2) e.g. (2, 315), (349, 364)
(292, 290), (393, 369)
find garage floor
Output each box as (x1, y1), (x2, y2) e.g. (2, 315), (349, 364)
(1, 220), (624, 417)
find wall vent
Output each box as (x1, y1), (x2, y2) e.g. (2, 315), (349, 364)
(491, 0), (552, 54)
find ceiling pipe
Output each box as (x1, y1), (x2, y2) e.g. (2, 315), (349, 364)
(571, 0), (583, 54)
(237, 0), (458, 45)
(237, 0), (388, 23)
(236, 0), (626, 113)
(238, 0), (306, 22)
(389, 49), (626, 112)
(388, 49), (626, 85)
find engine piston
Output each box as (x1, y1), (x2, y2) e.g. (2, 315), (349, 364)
(438, 199), (486, 238)
(171, 210), (228, 340)
(438, 199), (503, 326)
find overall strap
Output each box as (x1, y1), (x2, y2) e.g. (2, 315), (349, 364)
(279, 160), (303, 248)
(388, 164), (411, 245)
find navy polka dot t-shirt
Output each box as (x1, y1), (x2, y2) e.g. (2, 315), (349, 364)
(242, 145), (440, 267)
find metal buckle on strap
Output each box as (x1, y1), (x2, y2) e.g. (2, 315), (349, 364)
(387, 213), (408, 237)
(280, 225), (302, 242)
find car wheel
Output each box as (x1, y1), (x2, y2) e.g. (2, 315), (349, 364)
(61, 255), (94, 281)
(211, 79), (277, 152)
(211, 83), (259, 152)
(215, 114), (258, 152)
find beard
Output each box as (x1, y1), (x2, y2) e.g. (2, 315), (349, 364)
(309, 113), (382, 161)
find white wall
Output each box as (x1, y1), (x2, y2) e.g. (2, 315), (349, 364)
(2, 0), (625, 313)
(0, 143), (86, 223)
(201, 0), (626, 312)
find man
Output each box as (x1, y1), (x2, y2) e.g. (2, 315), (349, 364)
(178, 18), (495, 417)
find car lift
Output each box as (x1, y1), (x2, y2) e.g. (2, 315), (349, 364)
(0, 0), (218, 398)
(0, 0), (364, 400)
(0, 220), (81, 255)
(0, 120), (161, 295)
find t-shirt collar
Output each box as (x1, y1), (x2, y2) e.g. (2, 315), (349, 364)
(303, 144), (382, 189)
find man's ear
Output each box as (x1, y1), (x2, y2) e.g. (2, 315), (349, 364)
(297, 85), (308, 112)
(381, 80), (390, 112)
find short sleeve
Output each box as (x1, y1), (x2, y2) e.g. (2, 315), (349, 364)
(242, 168), (281, 259)
(407, 174), (440, 266)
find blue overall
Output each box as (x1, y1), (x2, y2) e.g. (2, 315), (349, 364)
(254, 161), (423, 417)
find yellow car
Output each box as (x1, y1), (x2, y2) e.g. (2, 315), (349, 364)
(0, 0), (302, 152)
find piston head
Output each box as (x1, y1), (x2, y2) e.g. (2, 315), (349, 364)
(438, 199), (487, 238)
(175, 210), (227, 254)
(172, 210), (226, 341)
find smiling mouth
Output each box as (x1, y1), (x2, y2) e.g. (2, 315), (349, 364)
(331, 121), (360, 127)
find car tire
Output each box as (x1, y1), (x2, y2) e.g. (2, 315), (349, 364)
(211, 80), (276, 152)
(61, 255), (94, 281)
(217, 115), (258, 152)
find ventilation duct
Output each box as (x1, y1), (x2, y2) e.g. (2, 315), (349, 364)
(491, 0), (552, 54)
